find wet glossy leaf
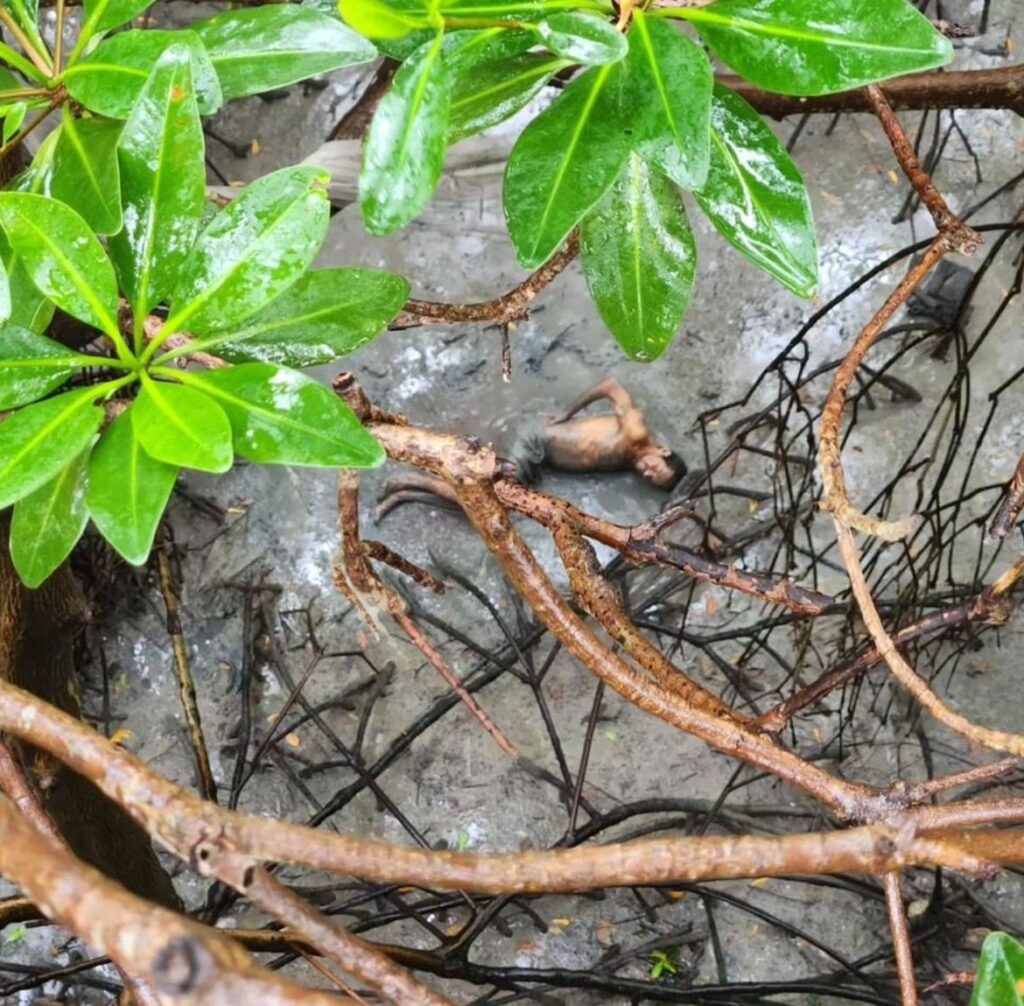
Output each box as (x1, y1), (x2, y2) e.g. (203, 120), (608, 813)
(504, 62), (629, 268)
(132, 377), (233, 473)
(1, 102), (25, 144)
(0, 325), (88, 408)
(48, 110), (123, 235)
(581, 155), (695, 361)
(0, 388), (103, 509)
(10, 452), (89, 587)
(537, 11), (625, 65)
(0, 233), (52, 332)
(694, 84), (817, 298)
(195, 5), (377, 101)
(443, 27), (534, 71)
(211, 268), (409, 366)
(87, 410), (178, 566)
(165, 165), (330, 336)
(338, 0), (432, 39)
(360, 34), (450, 235)
(449, 51), (567, 145)
(624, 11), (711, 190)
(0, 192), (120, 337)
(82, 0), (152, 34)
(0, 257), (8, 323)
(681, 0), (952, 97)
(180, 363), (385, 468)
(88, 0), (152, 33)
(110, 44), (205, 318)
(971, 932), (1024, 1006)
(62, 30), (223, 118)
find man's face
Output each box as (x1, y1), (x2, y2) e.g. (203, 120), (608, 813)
(636, 449), (677, 488)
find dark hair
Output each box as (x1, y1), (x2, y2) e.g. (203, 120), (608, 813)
(661, 451), (688, 491)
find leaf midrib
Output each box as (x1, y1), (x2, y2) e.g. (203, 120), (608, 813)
(165, 183), (318, 334)
(0, 392), (97, 487)
(533, 64), (612, 255)
(682, 7), (940, 57)
(4, 206), (118, 336)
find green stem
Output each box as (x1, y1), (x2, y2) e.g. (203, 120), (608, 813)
(91, 372), (136, 401)
(0, 85), (48, 101)
(0, 8), (53, 78)
(72, 352), (134, 371)
(0, 41), (48, 84)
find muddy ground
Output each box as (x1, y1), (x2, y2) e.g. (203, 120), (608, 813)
(3, 1), (1024, 1003)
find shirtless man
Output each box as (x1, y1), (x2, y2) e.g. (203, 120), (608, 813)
(376, 378), (686, 520)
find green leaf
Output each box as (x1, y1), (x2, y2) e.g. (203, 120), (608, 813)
(10, 452), (89, 588)
(624, 11), (711, 190)
(0, 192), (120, 338)
(206, 268), (409, 366)
(694, 84), (817, 298)
(0, 325), (89, 408)
(0, 256), (8, 323)
(110, 44), (205, 319)
(970, 932), (1024, 1006)
(0, 387), (104, 509)
(443, 27), (534, 71)
(679, 0), (952, 97)
(62, 30), (223, 118)
(2, 102), (26, 144)
(360, 33), (450, 235)
(87, 410), (178, 566)
(0, 234), (52, 332)
(581, 155), (695, 361)
(195, 5), (376, 102)
(338, 0), (432, 39)
(504, 62), (629, 268)
(48, 110), (123, 236)
(449, 51), (567, 145)
(177, 363), (385, 468)
(537, 11), (625, 66)
(82, 0), (153, 34)
(131, 377), (233, 473)
(164, 165), (330, 337)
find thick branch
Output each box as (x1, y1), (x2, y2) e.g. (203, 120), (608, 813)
(727, 65), (1024, 120)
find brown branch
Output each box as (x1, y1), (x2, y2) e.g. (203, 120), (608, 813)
(726, 65), (1024, 120)
(333, 59), (399, 140)
(989, 451), (1024, 539)
(0, 793), (357, 1006)
(0, 740), (63, 844)
(756, 561), (1019, 732)
(395, 231), (580, 329)
(884, 872), (919, 1006)
(836, 522), (1024, 758)
(2, 676), (1024, 894)
(865, 85), (981, 252)
(549, 512), (752, 721)
(156, 538), (217, 803)
(200, 854), (454, 1006)
(335, 470), (518, 758)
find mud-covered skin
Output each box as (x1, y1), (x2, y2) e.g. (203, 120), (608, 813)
(377, 379), (686, 519)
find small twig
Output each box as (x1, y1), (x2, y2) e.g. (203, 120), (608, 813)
(884, 872), (919, 1006)
(865, 85), (981, 253)
(0, 741), (63, 845)
(396, 232), (579, 329)
(335, 471), (518, 759)
(197, 853), (454, 1006)
(836, 522), (1024, 758)
(989, 451), (1024, 539)
(156, 533), (217, 803)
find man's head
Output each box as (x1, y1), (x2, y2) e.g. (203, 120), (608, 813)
(636, 447), (687, 490)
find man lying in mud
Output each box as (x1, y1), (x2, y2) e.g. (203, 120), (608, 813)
(376, 378), (687, 521)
